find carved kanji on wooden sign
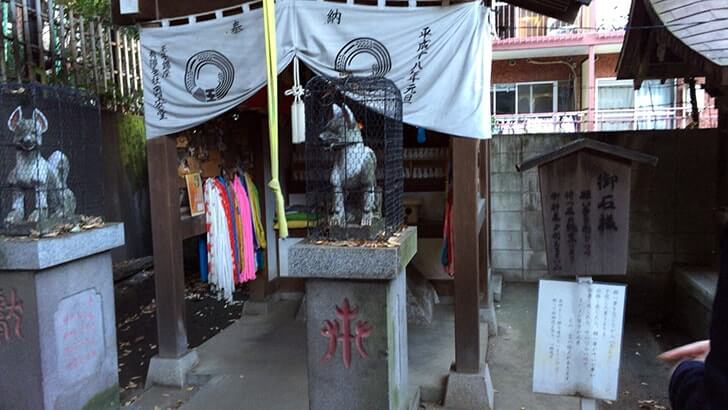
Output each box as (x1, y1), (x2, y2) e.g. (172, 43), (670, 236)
(517, 139), (658, 276)
(320, 298), (373, 368)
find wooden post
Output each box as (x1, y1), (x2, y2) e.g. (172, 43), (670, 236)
(0, 2), (7, 82)
(46, 0), (57, 84)
(33, 0), (43, 69)
(21, 0), (34, 79)
(452, 136), (481, 374)
(479, 140), (491, 300)
(248, 115), (272, 301)
(147, 136), (189, 359)
(8, 0), (23, 81)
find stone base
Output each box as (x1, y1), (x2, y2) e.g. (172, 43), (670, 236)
(408, 387), (422, 410)
(289, 227), (416, 410)
(407, 269), (439, 325)
(306, 273), (408, 410)
(479, 304), (498, 337)
(296, 295), (307, 322)
(444, 365), (495, 410)
(146, 350), (200, 388)
(492, 274), (503, 303)
(0, 224), (124, 410)
(242, 298), (274, 317)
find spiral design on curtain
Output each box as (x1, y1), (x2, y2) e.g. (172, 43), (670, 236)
(335, 37), (392, 78)
(184, 50), (236, 102)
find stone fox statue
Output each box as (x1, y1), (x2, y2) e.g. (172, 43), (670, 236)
(318, 103), (377, 226)
(4, 107), (76, 225)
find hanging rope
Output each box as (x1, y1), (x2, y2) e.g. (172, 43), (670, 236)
(262, 0), (288, 238)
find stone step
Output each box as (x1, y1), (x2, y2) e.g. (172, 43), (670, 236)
(674, 266), (718, 340)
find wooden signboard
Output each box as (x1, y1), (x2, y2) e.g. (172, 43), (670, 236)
(518, 139), (658, 276)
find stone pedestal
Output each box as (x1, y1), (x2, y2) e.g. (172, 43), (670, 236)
(0, 223), (125, 410)
(288, 227), (417, 410)
(444, 365), (495, 410)
(146, 350), (200, 388)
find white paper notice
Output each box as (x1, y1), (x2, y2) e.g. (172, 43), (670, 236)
(533, 280), (626, 401)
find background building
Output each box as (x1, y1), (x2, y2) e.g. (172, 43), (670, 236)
(491, 0), (718, 134)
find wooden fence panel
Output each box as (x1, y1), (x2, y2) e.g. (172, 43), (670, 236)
(0, 0), (141, 111)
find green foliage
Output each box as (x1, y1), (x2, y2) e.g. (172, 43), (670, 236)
(57, 0), (111, 21)
(117, 114), (148, 187)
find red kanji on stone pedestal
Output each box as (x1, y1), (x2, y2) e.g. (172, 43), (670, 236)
(0, 288), (24, 343)
(320, 298), (373, 369)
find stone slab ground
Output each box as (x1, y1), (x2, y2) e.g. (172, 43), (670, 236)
(125, 299), (488, 409)
(126, 281), (691, 409)
(489, 282), (688, 410)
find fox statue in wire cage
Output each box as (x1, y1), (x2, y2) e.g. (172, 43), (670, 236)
(4, 106), (76, 227)
(318, 103), (378, 227)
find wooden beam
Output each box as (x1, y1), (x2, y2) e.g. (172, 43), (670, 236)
(248, 115), (272, 302)
(479, 140), (491, 301)
(180, 214), (206, 240)
(147, 136), (189, 359)
(476, 197), (487, 233)
(452, 136), (481, 374)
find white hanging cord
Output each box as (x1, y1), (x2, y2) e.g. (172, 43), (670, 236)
(286, 56), (306, 144)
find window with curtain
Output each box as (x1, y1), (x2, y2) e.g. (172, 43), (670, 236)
(492, 81), (556, 114)
(596, 79), (675, 130)
(492, 84), (516, 114)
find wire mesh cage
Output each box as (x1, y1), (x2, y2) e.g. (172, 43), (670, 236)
(0, 83), (103, 236)
(305, 76), (404, 241)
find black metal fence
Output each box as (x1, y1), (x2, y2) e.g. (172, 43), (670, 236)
(0, 82), (103, 235)
(304, 76), (404, 241)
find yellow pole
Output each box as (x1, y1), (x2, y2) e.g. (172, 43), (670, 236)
(262, 0), (288, 238)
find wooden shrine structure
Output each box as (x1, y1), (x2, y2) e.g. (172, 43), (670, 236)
(113, 0), (592, 399)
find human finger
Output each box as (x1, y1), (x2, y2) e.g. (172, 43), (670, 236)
(658, 340), (710, 362)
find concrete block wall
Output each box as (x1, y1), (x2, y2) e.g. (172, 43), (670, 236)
(491, 129), (720, 286)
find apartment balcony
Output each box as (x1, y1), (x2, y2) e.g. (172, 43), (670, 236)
(492, 107), (719, 135)
(493, 4), (588, 41)
(492, 2), (628, 59)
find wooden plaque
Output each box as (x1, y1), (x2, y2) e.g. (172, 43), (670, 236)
(539, 151), (631, 276)
(185, 173), (205, 217)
